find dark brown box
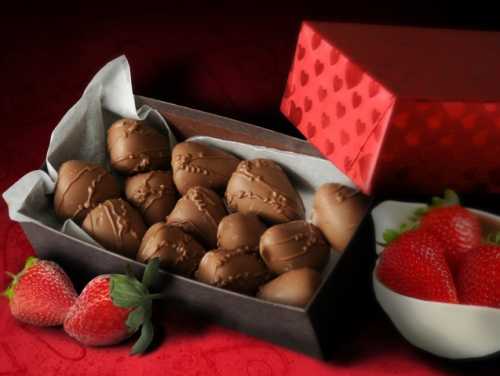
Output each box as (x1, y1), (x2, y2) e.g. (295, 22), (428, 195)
(19, 96), (375, 359)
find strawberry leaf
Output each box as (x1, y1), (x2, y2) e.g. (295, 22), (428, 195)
(111, 259), (163, 355)
(110, 275), (148, 308)
(409, 206), (429, 222)
(131, 319), (154, 355)
(383, 229), (400, 244)
(2, 256), (39, 301)
(430, 189), (460, 208)
(382, 222), (419, 245)
(126, 306), (146, 333)
(24, 256), (38, 270)
(486, 232), (500, 245)
(142, 258), (160, 290)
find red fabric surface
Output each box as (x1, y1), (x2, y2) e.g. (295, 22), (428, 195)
(0, 11), (499, 376)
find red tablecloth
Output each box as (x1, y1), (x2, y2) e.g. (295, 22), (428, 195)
(0, 11), (498, 376)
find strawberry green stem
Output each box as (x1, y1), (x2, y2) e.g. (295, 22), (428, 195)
(2, 257), (39, 301)
(143, 293), (164, 300)
(110, 258), (162, 355)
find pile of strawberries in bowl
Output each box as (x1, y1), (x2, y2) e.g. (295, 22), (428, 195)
(372, 190), (500, 360)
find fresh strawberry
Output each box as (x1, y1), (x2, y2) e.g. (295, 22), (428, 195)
(456, 242), (500, 308)
(2, 256), (77, 326)
(377, 229), (458, 303)
(64, 259), (161, 354)
(420, 190), (481, 269)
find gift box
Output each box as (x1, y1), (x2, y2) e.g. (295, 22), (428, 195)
(281, 21), (500, 195)
(3, 57), (375, 359)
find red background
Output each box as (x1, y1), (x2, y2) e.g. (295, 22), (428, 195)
(1, 4), (499, 375)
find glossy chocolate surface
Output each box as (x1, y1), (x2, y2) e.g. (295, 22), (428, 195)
(259, 220), (329, 274)
(225, 159), (305, 224)
(217, 212), (266, 251)
(54, 160), (121, 223)
(82, 198), (147, 258)
(257, 268), (321, 307)
(137, 223), (205, 276)
(125, 170), (177, 225)
(195, 247), (270, 294)
(167, 186), (226, 248)
(312, 183), (369, 252)
(171, 141), (240, 195)
(107, 118), (170, 174)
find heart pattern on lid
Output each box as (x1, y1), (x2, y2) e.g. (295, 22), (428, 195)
(281, 23), (394, 193)
(281, 22), (500, 194)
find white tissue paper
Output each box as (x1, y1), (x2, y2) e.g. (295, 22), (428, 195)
(2, 56), (176, 247)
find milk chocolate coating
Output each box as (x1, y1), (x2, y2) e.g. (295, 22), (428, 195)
(195, 248), (270, 294)
(171, 142), (241, 195)
(166, 186), (226, 248)
(312, 183), (369, 252)
(82, 198), (147, 258)
(259, 220), (329, 274)
(257, 268), (321, 307)
(107, 118), (170, 174)
(54, 160), (121, 223)
(225, 159), (305, 224)
(125, 170), (177, 225)
(137, 223), (205, 276)
(217, 213), (266, 251)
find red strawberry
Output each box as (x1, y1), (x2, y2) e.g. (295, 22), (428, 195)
(456, 243), (500, 308)
(420, 190), (481, 269)
(2, 256), (77, 326)
(377, 229), (458, 303)
(64, 259), (161, 354)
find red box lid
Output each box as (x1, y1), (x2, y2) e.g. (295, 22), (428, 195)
(281, 21), (500, 195)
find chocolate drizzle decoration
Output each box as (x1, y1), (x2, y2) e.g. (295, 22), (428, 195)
(259, 220), (330, 274)
(82, 198), (147, 258)
(225, 159), (305, 224)
(171, 142), (241, 195)
(167, 186), (226, 248)
(137, 223), (205, 276)
(125, 170), (177, 225)
(54, 160), (121, 223)
(107, 118), (170, 174)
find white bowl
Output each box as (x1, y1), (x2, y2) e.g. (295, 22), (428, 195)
(371, 200), (500, 359)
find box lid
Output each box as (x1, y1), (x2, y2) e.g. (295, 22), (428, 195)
(281, 21), (500, 195)
(312, 22), (500, 101)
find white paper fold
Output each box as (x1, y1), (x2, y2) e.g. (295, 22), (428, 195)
(2, 56), (176, 247)
(371, 200), (500, 359)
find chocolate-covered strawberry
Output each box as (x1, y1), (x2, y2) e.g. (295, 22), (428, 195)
(195, 248), (270, 294)
(64, 259), (162, 353)
(257, 268), (321, 307)
(225, 159), (305, 224)
(167, 186), (226, 248)
(3, 257), (77, 326)
(107, 118), (171, 174)
(259, 220), (330, 274)
(171, 141), (241, 195)
(125, 170), (177, 226)
(54, 160), (121, 223)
